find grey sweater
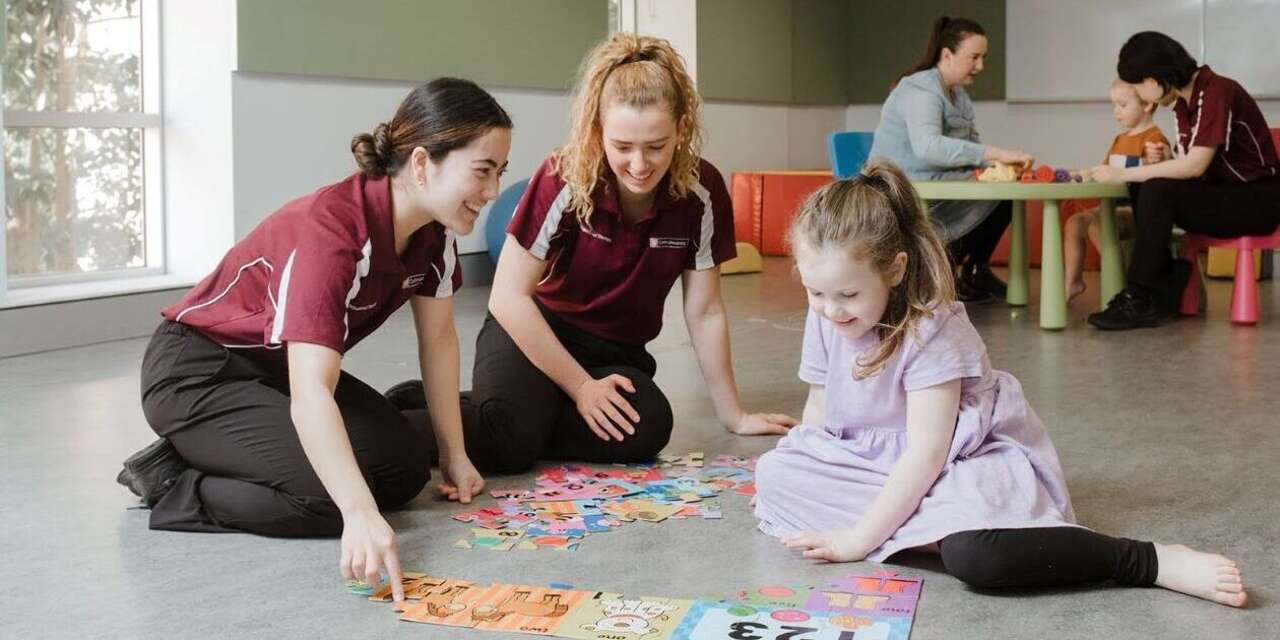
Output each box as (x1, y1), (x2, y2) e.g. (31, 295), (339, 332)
(870, 67), (986, 180)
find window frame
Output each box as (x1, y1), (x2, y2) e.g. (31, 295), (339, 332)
(2, 0), (164, 298)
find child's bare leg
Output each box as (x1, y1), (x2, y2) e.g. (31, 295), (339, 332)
(1153, 543), (1247, 607)
(1064, 210), (1094, 302)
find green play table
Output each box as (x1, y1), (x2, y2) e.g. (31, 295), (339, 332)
(911, 181), (1130, 330)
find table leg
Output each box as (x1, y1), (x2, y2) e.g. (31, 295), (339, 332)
(1006, 200), (1028, 306)
(1040, 199), (1067, 329)
(1097, 198), (1124, 308)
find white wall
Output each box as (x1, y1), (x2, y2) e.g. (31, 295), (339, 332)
(162, 0), (237, 281)
(846, 99), (1280, 171)
(231, 74), (573, 254)
(631, 0), (698, 81)
(232, 73), (842, 257)
(702, 102), (843, 177)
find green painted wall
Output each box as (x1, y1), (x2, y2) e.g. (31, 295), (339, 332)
(846, 0), (1005, 104)
(696, 0), (793, 103)
(236, 0), (608, 90)
(791, 0), (850, 105)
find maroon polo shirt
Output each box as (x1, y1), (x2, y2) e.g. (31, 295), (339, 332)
(1174, 66), (1279, 183)
(163, 173), (462, 356)
(508, 155), (737, 346)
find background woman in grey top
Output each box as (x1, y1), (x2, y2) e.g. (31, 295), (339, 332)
(869, 17), (1033, 303)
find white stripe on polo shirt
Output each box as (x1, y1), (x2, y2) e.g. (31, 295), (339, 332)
(341, 240), (374, 342)
(434, 230), (458, 298)
(174, 257), (273, 324)
(691, 181), (716, 270)
(532, 184), (572, 259)
(269, 249), (298, 344)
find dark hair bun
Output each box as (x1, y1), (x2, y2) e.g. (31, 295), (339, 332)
(350, 122), (391, 177)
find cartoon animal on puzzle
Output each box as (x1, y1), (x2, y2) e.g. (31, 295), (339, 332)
(579, 598), (682, 636)
(417, 582), (472, 617)
(470, 589), (570, 623)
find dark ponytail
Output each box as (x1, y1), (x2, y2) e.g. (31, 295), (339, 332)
(896, 16), (986, 88)
(350, 77), (513, 178)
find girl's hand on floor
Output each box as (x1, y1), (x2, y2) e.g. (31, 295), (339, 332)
(572, 375), (640, 442)
(438, 454), (485, 504)
(340, 509), (404, 602)
(729, 412), (798, 436)
(783, 529), (872, 563)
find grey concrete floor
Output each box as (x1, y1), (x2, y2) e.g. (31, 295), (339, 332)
(2, 259), (1276, 639)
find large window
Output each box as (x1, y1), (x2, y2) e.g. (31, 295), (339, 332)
(2, 0), (161, 294)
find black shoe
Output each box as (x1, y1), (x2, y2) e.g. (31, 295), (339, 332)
(385, 379), (427, 411)
(1087, 290), (1173, 330)
(117, 438), (187, 508)
(955, 267), (995, 304)
(968, 264), (1008, 297)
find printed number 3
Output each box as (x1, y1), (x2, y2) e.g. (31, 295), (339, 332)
(727, 622), (819, 640)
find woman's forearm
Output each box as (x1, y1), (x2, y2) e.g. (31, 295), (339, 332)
(685, 305), (744, 429)
(290, 390), (378, 514)
(419, 324), (466, 459)
(489, 294), (591, 396)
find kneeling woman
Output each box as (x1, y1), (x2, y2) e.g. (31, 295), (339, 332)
(119, 79), (511, 596)
(390, 33), (796, 472)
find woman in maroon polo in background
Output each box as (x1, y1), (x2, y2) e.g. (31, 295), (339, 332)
(1088, 31), (1280, 330)
(389, 34), (796, 471)
(117, 78), (511, 602)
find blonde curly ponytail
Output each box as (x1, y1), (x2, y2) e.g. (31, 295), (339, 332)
(554, 33), (704, 225)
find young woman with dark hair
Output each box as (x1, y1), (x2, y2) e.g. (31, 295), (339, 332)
(118, 78), (512, 602)
(1088, 31), (1280, 330)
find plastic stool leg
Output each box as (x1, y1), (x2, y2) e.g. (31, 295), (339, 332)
(1230, 248), (1259, 324)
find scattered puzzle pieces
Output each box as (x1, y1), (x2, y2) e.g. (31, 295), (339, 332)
(453, 453), (755, 551)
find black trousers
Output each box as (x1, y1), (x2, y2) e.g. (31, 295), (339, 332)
(139, 321), (430, 537)
(951, 200), (1013, 268)
(1127, 177), (1280, 291)
(938, 527), (1158, 589)
(403, 308), (674, 475)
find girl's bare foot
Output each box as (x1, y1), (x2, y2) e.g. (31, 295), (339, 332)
(1153, 543), (1247, 607)
(1067, 280), (1087, 303)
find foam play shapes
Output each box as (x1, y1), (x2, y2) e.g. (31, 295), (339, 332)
(720, 242), (763, 275)
(976, 162), (1021, 183)
(485, 178), (530, 265)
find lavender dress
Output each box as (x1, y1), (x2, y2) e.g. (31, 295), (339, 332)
(754, 302), (1078, 562)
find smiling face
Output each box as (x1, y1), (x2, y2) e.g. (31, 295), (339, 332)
(794, 241), (907, 341)
(938, 34), (987, 88)
(414, 126), (511, 235)
(600, 101), (678, 207)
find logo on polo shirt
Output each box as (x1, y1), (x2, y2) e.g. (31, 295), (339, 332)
(402, 273), (427, 289)
(650, 237), (689, 249)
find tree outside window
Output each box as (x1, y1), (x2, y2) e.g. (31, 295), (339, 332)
(3, 0), (161, 288)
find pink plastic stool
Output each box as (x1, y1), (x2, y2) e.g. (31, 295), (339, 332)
(1180, 229), (1280, 324)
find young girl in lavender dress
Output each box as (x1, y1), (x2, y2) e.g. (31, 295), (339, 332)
(752, 159), (1247, 607)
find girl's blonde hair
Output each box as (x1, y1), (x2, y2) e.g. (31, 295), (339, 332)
(553, 32), (704, 224)
(788, 159), (956, 379)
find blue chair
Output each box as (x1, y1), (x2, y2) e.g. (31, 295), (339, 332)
(484, 178), (530, 264)
(827, 131), (875, 179)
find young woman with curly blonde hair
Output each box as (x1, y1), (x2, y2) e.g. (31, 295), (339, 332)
(388, 33), (795, 471)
